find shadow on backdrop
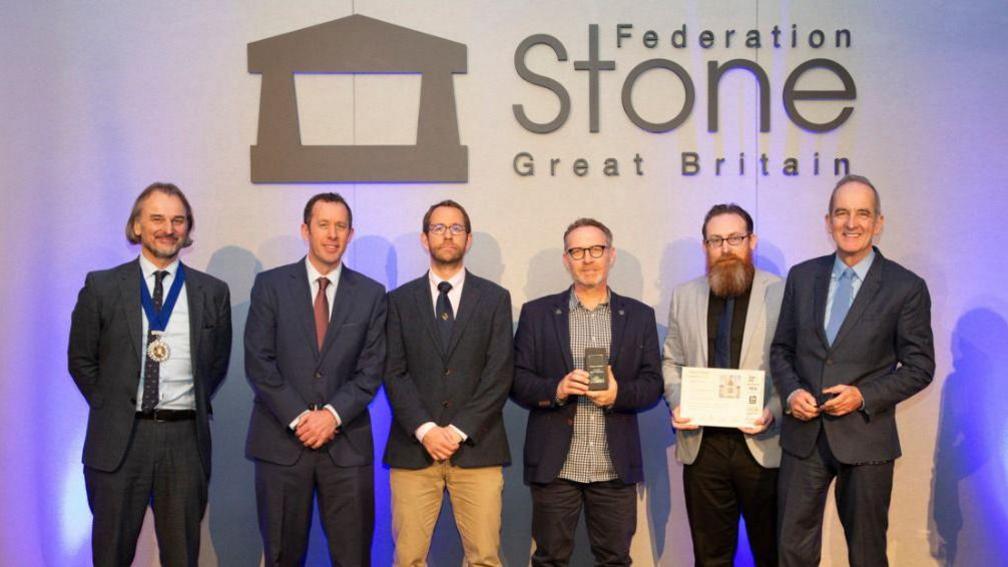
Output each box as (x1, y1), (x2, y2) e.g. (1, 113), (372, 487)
(929, 308), (1008, 566)
(206, 246), (263, 567)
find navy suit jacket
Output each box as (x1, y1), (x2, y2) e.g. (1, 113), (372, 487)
(770, 248), (935, 463)
(68, 259), (232, 476)
(383, 272), (513, 469)
(244, 260), (386, 467)
(511, 288), (663, 485)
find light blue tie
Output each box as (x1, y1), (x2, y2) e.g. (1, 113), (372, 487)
(825, 268), (855, 345)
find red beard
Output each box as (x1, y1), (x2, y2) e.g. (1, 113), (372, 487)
(707, 253), (755, 298)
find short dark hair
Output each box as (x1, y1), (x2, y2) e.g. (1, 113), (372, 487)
(303, 192), (353, 228)
(422, 200), (472, 233)
(702, 203), (754, 240)
(126, 182), (194, 247)
(563, 218), (613, 247)
(829, 174), (881, 216)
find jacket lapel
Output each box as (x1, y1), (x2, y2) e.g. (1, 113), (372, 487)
(812, 258), (832, 349)
(831, 252), (884, 350)
(118, 260), (143, 362)
(445, 272), (481, 359)
(739, 270), (767, 366)
(696, 279), (710, 366)
(184, 264), (204, 373)
(320, 267), (356, 356)
(288, 261), (320, 357)
(609, 291), (628, 366)
(413, 276), (445, 357)
(552, 292), (574, 373)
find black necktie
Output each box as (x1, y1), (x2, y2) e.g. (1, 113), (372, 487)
(714, 296), (734, 369)
(436, 281), (454, 351)
(141, 270), (168, 412)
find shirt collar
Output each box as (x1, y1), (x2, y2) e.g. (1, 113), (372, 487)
(832, 248), (875, 282)
(429, 267), (466, 290)
(305, 256), (342, 286)
(568, 286), (611, 310)
(139, 254), (180, 279)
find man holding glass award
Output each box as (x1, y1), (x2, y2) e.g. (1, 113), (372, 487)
(662, 204), (784, 567)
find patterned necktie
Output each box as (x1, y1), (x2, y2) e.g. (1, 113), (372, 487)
(314, 277), (330, 351)
(714, 297), (734, 369)
(826, 268), (855, 345)
(436, 281), (454, 350)
(141, 270), (168, 412)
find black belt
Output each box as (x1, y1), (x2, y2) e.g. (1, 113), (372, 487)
(136, 409), (196, 422)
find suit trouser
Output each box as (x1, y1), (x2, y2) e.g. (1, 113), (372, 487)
(255, 451), (374, 567)
(529, 478), (637, 567)
(390, 462), (503, 567)
(84, 417), (207, 567)
(778, 429), (894, 567)
(682, 427), (778, 567)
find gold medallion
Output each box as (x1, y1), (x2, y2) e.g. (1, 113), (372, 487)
(147, 333), (171, 363)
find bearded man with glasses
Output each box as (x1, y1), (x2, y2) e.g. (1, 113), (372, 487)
(662, 203), (784, 566)
(383, 200), (514, 566)
(511, 218), (663, 566)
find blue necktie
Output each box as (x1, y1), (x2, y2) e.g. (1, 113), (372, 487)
(825, 268), (854, 345)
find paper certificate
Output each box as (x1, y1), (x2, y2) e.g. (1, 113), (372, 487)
(679, 367), (765, 428)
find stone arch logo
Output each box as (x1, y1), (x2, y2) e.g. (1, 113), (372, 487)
(248, 14), (468, 183)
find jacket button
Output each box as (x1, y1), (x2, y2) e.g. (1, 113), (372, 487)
(314, 371), (322, 379)
(442, 400), (450, 408)
(130, 397), (137, 405)
(566, 419), (574, 426)
(826, 359), (833, 366)
(445, 368), (452, 376)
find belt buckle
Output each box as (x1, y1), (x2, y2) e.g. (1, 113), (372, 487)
(153, 410), (168, 423)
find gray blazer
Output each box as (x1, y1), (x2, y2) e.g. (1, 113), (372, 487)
(662, 268), (784, 467)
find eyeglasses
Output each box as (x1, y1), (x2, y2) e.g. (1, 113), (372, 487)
(428, 223), (467, 236)
(704, 234), (750, 248)
(566, 245), (608, 260)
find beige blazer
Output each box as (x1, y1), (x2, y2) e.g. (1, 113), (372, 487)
(662, 268), (784, 467)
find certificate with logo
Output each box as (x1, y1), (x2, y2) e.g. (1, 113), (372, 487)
(679, 367), (765, 428)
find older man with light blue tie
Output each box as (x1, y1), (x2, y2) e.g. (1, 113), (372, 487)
(771, 175), (935, 567)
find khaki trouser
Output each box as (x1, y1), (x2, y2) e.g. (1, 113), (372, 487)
(390, 462), (504, 567)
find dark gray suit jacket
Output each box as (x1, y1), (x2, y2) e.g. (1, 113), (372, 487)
(68, 259), (232, 476)
(383, 271), (513, 469)
(770, 248), (935, 464)
(244, 260), (386, 467)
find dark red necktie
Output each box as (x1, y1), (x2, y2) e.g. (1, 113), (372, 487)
(314, 277), (329, 350)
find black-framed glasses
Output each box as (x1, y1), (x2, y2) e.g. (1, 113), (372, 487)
(428, 223), (466, 236)
(704, 234), (750, 248)
(566, 245), (608, 260)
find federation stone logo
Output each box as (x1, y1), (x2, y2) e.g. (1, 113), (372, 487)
(249, 14), (468, 183)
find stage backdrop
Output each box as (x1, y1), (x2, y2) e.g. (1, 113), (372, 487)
(2, 1), (1006, 565)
